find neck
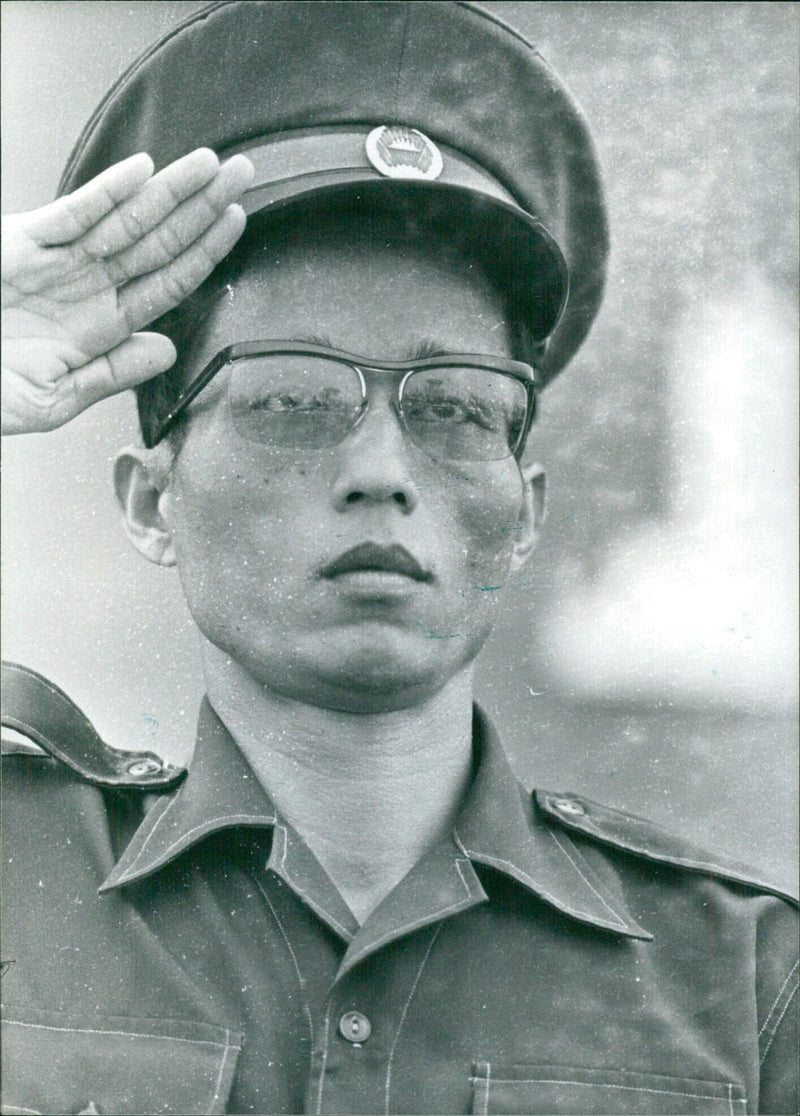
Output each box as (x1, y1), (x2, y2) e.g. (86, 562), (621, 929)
(201, 645), (476, 923)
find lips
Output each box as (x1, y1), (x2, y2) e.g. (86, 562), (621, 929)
(319, 543), (433, 582)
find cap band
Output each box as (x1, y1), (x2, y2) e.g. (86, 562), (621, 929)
(224, 126), (522, 216)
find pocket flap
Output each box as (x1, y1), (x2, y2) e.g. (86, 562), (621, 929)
(470, 1062), (747, 1115)
(2, 1007), (242, 1115)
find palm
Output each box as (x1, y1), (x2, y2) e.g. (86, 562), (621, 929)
(4, 243), (131, 380)
(2, 149), (253, 434)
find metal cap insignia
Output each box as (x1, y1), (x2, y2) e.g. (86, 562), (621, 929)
(365, 126), (444, 181)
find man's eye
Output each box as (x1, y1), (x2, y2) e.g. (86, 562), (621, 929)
(246, 390), (340, 413)
(406, 396), (494, 428)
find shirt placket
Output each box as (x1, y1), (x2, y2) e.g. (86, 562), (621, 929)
(259, 819), (488, 1114)
(306, 922), (445, 1116)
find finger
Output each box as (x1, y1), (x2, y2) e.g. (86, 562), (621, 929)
(103, 155), (254, 284)
(119, 203), (247, 331)
(20, 154), (155, 246)
(70, 333), (178, 416)
(80, 147), (226, 260)
(0, 333), (175, 434)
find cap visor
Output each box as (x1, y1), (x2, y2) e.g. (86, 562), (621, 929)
(238, 174), (568, 341)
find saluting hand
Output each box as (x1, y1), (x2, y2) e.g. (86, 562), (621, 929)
(1, 148), (254, 435)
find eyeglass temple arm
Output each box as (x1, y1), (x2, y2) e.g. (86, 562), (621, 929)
(148, 345), (240, 447)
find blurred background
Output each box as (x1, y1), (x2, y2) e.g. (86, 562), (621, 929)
(2, 2), (797, 888)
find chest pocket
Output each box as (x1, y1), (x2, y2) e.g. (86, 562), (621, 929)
(470, 1063), (748, 1115)
(1, 1007), (242, 1115)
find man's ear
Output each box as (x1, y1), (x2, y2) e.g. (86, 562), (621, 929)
(113, 444), (177, 567)
(509, 462), (546, 574)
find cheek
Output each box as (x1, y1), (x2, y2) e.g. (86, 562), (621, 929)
(164, 477), (252, 628)
(163, 418), (338, 611)
(162, 426), (294, 598)
(445, 462), (524, 574)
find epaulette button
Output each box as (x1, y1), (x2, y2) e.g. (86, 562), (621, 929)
(126, 757), (163, 777)
(550, 797), (585, 816)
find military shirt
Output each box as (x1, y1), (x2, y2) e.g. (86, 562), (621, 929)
(2, 695), (797, 1115)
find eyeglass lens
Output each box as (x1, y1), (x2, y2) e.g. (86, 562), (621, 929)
(228, 354), (528, 460)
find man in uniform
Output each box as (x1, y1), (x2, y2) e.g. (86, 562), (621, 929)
(1, 3), (797, 1114)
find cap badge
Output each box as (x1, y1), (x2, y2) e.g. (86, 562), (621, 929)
(366, 126), (443, 181)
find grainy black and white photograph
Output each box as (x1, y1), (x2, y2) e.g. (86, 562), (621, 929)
(1, 2), (797, 1113)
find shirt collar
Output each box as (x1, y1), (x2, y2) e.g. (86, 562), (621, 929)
(454, 707), (651, 940)
(101, 698), (650, 942)
(100, 698), (277, 892)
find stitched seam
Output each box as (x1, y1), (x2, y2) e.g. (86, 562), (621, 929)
(123, 811), (275, 877)
(759, 977), (799, 1066)
(393, 3), (411, 106)
(113, 792), (181, 873)
(482, 1061), (491, 1116)
(4, 1020), (234, 1047)
(276, 824), (289, 871)
(485, 1079), (740, 1099)
(252, 875), (314, 1049)
(384, 924), (443, 1114)
(457, 843), (627, 931)
(758, 959), (798, 1036)
(269, 825), (354, 940)
(2, 710), (176, 781)
(284, 885), (352, 940)
(563, 813), (791, 891)
(454, 856), (479, 898)
(315, 1003), (332, 1115)
(12, 670), (97, 733)
(5, 714), (82, 758)
(452, 825), (470, 858)
(208, 1029), (232, 1114)
(454, 0), (536, 51)
(297, 894), (352, 940)
(547, 828), (628, 926)
(727, 1082), (733, 1116)
(344, 897), (474, 971)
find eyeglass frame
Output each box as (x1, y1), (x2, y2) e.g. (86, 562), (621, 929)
(146, 340), (541, 458)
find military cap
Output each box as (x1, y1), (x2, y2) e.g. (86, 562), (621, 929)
(59, 0), (608, 387)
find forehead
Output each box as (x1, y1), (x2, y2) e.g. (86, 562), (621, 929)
(189, 211), (514, 367)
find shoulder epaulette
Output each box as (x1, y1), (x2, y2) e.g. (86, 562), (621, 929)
(1, 661), (185, 791)
(535, 789), (798, 908)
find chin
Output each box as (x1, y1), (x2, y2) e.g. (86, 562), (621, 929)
(214, 617), (493, 712)
(303, 643), (443, 712)
(300, 670), (449, 714)
(277, 622), (490, 713)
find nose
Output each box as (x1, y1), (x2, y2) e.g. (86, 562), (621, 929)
(330, 398), (419, 514)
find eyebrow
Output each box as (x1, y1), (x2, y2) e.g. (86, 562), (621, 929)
(295, 333), (461, 361)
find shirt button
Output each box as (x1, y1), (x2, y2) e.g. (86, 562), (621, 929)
(551, 796), (585, 816)
(339, 1011), (372, 1043)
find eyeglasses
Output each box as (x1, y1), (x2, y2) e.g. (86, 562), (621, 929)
(150, 342), (540, 461)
